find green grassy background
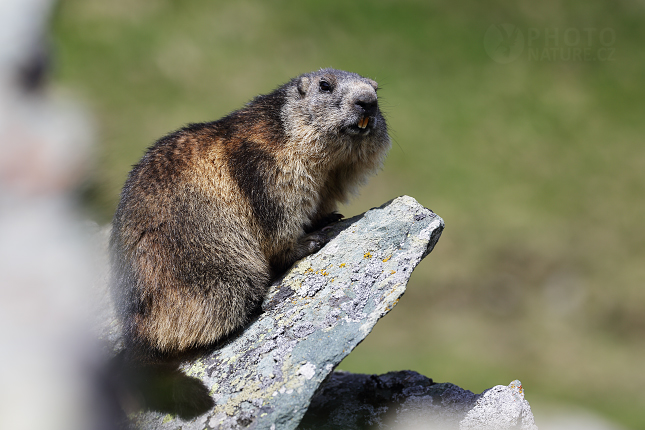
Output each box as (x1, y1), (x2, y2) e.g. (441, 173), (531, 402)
(51, 0), (644, 427)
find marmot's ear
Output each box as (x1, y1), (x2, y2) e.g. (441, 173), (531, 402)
(367, 78), (378, 91)
(297, 76), (310, 96)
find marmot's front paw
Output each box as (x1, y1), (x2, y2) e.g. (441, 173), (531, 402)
(306, 212), (344, 233)
(324, 211), (344, 224)
(299, 231), (332, 255)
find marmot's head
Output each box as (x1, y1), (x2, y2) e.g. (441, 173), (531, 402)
(281, 69), (390, 158)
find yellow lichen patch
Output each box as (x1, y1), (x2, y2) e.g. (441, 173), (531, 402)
(384, 298), (400, 313)
(390, 270), (396, 275)
(162, 414), (175, 424)
(209, 382), (220, 396)
(364, 252), (372, 259)
(217, 379), (263, 416)
(382, 255), (391, 262)
(236, 378), (247, 391)
(185, 358), (207, 379)
(339, 263), (346, 268)
(283, 261), (312, 279)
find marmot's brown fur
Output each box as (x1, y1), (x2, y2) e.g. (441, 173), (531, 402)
(110, 69), (391, 357)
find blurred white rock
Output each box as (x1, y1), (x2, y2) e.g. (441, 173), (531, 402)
(0, 0), (102, 429)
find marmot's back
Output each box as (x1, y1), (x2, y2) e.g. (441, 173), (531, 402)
(110, 69), (391, 357)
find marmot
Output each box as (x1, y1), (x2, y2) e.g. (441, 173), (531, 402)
(110, 68), (391, 358)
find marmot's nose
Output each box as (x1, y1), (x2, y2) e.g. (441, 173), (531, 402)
(354, 93), (378, 117)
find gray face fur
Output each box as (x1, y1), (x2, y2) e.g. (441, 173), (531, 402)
(281, 68), (388, 155)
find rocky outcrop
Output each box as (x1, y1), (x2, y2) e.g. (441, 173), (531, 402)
(126, 196), (444, 429)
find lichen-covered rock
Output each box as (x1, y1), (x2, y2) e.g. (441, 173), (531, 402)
(299, 372), (537, 430)
(131, 196), (444, 430)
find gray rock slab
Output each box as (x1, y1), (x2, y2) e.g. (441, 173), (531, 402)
(132, 195), (444, 430)
(299, 371), (537, 430)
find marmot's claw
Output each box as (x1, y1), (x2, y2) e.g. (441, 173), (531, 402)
(323, 212), (344, 225)
(330, 212), (344, 222)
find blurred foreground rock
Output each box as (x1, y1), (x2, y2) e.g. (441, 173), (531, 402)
(300, 371), (537, 430)
(0, 0), (102, 429)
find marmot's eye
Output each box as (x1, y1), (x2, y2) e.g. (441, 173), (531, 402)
(319, 80), (332, 92)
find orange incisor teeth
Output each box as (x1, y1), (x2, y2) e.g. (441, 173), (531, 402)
(358, 116), (368, 128)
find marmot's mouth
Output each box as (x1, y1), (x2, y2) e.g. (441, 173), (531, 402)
(342, 116), (373, 135)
